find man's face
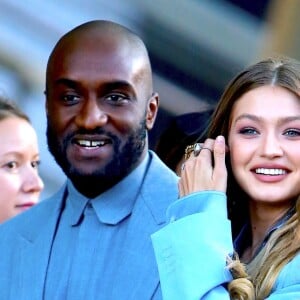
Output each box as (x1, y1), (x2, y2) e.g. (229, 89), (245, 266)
(45, 34), (158, 196)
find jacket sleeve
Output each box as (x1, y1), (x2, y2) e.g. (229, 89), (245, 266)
(151, 191), (233, 300)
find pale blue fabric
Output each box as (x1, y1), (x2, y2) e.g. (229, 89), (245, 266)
(44, 155), (149, 299)
(152, 192), (232, 300)
(152, 191), (300, 300)
(0, 151), (179, 300)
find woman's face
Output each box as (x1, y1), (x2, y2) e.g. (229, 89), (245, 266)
(0, 117), (44, 223)
(228, 85), (300, 209)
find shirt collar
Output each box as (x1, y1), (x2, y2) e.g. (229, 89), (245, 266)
(67, 181), (90, 226)
(67, 153), (150, 226)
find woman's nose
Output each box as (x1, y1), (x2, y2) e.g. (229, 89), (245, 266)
(260, 134), (283, 158)
(22, 168), (44, 194)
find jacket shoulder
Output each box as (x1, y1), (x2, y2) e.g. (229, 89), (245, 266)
(0, 185), (66, 235)
(273, 252), (300, 292)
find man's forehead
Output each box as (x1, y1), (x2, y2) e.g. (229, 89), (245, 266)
(46, 23), (151, 93)
(52, 33), (143, 66)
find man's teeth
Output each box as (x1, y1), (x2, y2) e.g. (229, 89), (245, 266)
(77, 140), (106, 147)
(255, 168), (286, 175)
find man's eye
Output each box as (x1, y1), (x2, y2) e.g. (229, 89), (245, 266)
(284, 129), (300, 137)
(239, 127), (258, 135)
(105, 94), (129, 104)
(62, 94), (80, 104)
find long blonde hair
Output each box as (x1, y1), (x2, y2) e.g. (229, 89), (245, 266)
(208, 56), (300, 299)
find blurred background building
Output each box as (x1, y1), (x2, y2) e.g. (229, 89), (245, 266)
(0, 0), (299, 198)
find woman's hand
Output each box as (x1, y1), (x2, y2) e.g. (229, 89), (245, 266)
(179, 135), (228, 197)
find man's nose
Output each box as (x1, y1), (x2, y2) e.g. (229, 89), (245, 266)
(75, 98), (108, 129)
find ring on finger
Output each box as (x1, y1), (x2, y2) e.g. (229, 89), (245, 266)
(200, 147), (213, 153)
(185, 143), (202, 160)
(193, 143), (202, 157)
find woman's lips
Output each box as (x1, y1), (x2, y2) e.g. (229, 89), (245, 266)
(16, 202), (36, 211)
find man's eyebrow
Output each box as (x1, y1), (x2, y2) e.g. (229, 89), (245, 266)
(103, 81), (134, 91)
(54, 78), (78, 88)
(101, 81), (137, 99)
(52, 78), (136, 98)
(54, 79), (134, 90)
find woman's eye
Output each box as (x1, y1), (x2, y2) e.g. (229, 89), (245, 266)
(5, 161), (18, 170)
(239, 127), (258, 135)
(284, 129), (300, 137)
(31, 160), (41, 169)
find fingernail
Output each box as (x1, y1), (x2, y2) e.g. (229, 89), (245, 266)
(216, 135), (225, 143)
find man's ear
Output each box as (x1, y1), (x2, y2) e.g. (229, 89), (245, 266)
(145, 92), (159, 130)
(44, 90), (49, 116)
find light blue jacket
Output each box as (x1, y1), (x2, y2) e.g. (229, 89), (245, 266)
(0, 151), (179, 300)
(152, 192), (300, 299)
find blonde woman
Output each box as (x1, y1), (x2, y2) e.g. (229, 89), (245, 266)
(152, 56), (300, 299)
(0, 98), (44, 222)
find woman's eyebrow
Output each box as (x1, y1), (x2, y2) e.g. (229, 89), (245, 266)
(234, 114), (300, 125)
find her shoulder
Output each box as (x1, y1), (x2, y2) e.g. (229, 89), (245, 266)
(275, 252), (300, 288)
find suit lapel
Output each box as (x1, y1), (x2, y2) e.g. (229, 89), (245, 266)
(12, 188), (66, 299)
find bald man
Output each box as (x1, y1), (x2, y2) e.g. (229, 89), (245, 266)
(0, 20), (178, 299)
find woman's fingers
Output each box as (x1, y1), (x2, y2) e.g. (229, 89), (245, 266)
(179, 138), (214, 196)
(178, 136), (228, 198)
(212, 136), (227, 192)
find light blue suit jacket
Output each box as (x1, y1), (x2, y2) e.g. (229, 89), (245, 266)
(152, 192), (300, 300)
(0, 151), (179, 300)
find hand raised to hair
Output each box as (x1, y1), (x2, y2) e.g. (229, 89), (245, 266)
(179, 136), (227, 197)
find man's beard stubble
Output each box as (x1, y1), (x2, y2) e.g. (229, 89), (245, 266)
(46, 120), (147, 197)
